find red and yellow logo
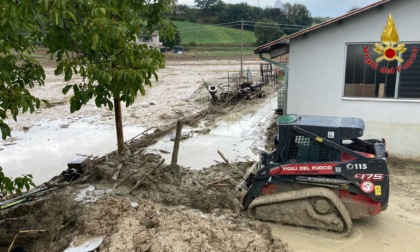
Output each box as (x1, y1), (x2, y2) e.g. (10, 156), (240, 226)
(363, 14), (417, 74)
(374, 14), (406, 63)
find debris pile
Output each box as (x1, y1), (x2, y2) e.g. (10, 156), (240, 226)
(0, 149), (289, 251)
(203, 79), (266, 105)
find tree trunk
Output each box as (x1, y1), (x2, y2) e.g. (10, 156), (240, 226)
(114, 97), (124, 154)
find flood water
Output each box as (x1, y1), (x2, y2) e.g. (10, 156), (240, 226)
(0, 117), (144, 185)
(0, 96), (277, 185)
(148, 96), (277, 169)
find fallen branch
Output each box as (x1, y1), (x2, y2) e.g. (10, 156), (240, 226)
(130, 159), (165, 194)
(125, 127), (158, 143)
(112, 162), (124, 181)
(76, 154), (98, 160)
(8, 230), (48, 252)
(225, 92), (239, 105)
(209, 183), (229, 187)
(133, 148), (145, 156)
(204, 177), (233, 187)
(114, 156), (151, 189)
(172, 109), (185, 117)
(217, 150), (230, 166)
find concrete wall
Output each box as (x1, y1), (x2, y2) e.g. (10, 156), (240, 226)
(287, 0), (420, 159)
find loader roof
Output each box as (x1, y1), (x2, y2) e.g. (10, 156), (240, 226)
(277, 114), (365, 140)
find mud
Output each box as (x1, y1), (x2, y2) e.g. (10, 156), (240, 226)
(1, 56), (264, 183)
(0, 150), (288, 251)
(0, 54), (289, 251)
(2, 55), (420, 252)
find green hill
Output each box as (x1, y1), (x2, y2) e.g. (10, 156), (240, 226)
(174, 21), (256, 45)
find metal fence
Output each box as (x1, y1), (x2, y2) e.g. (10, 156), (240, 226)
(204, 69), (263, 93)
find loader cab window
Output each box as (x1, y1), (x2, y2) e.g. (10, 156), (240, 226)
(287, 134), (336, 163)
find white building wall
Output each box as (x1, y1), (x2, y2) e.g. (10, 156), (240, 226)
(287, 0), (420, 159)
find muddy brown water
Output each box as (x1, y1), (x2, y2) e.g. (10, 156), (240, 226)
(1, 117), (145, 184)
(267, 197), (420, 251)
(148, 96), (277, 169)
(1, 96), (277, 184)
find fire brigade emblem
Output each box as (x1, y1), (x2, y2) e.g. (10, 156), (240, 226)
(374, 14), (406, 63)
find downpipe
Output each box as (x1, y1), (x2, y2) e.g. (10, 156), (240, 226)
(258, 53), (288, 114)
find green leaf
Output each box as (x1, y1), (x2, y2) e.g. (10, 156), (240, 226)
(64, 67), (73, 81)
(0, 122), (11, 140)
(91, 33), (99, 50)
(67, 11), (77, 23)
(42, 100), (51, 108)
(99, 8), (106, 16)
(0, 109), (6, 119)
(55, 12), (59, 26)
(62, 85), (72, 94)
(139, 84), (145, 96)
(44, 0), (49, 10)
(95, 97), (102, 107)
(107, 100), (113, 110)
(55, 63), (64, 76)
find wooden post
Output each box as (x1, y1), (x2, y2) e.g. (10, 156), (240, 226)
(217, 150), (230, 166)
(112, 162), (124, 181)
(114, 97), (124, 155)
(171, 120), (183, 177)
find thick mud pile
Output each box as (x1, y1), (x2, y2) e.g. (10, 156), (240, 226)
(0, 149), (288, 251)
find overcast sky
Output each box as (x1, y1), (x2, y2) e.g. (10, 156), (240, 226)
(176, 0), (381, 18)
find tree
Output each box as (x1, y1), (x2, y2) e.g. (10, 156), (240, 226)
(160, 22), (181, 49)
(0, 1), (48, 140)
(0, 0), (51, 192)
(312, 16), (331, 25)
(289, 3), (312, 26)
(262, 7), (287, 26)
(43, 0), (172, 154)
(217, 3), (260, 30)
(0, 0), (173, 192)
(195, 0), (219, 11)
(348, 6), (361, 13)
(254, 19), (284, 46)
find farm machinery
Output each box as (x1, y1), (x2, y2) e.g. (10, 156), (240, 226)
(240, 114), (389, 236)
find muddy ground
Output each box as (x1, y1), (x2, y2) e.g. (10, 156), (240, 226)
(1, 55), (420, 251)
(0, 152), (288, 251)
(1, 55), (289, 251)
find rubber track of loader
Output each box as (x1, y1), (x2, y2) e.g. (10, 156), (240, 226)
(248, 187), (353, 237)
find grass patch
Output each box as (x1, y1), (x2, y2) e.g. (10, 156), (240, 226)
(174, 21), (256, 45)
(186, 46), (256, 57)
(165, 47), (258, 59)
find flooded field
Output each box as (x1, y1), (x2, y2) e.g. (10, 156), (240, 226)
(1, 118), (145, 184)
(1, 95), (277, 184)
(149, 96), (277, 169)
(0, 58), (264, 184)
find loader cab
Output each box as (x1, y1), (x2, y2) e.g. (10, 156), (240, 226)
(273, 114), (366, 164)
